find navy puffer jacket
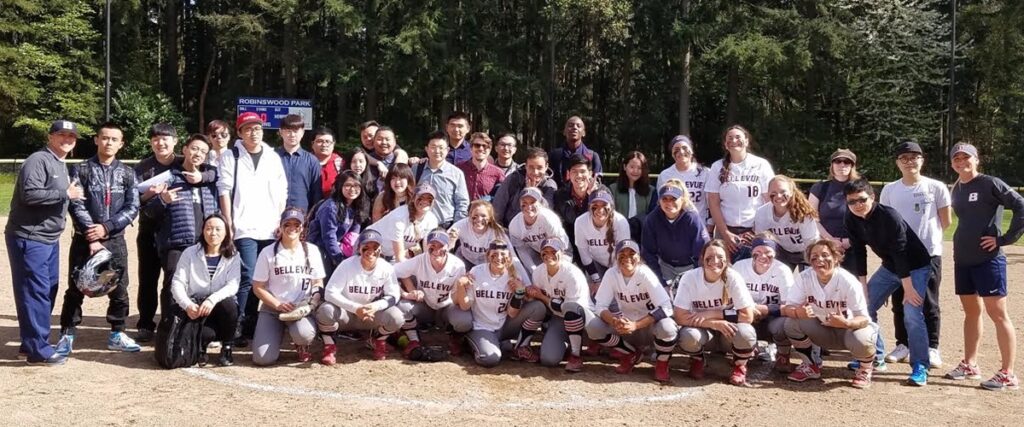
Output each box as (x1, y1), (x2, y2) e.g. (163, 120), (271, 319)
(143, 167), (220, 253)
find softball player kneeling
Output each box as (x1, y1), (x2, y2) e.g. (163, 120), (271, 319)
(782, 239), (877, 389)
(450, 240), (547, 367)
(733, 233), (795, 373)
(316, 229), (405, 364)
(527, 239), (593, 372)
(674, 240), (757, 386)
(587, 240), (678, 383)
(393, 229), (470, 359)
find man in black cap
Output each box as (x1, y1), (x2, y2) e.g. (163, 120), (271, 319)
(6, 120), (85, 366)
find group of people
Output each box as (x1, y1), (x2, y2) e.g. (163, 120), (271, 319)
(6, 115), (1022, 392)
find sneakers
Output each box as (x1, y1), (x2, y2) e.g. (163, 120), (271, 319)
(448, 334), (464, 357)
(756, 342), (777, 362)
(729, 365), (748, 386)
(654, 360), (671, 383)
(370, 338), (388, 361)
(980, 370), (1020, 391)
(787, 362), (822, 382)
(513, 345), (540, 363)
(321, 344), (337, 366)
(55, 334), (75, 357)
(688, 357), (705, 380)
(296, 345), (313, 362)
(907, 362), (928, 386)
(565, 355), (583, 373)
(614, 351), (642, 375)
(851, 366), (873, 389)
(847, 359), (887, 372)
(885, 344), (910, 363)
(945, 360), (982, 380)
(218, 345), (234, 367)
(107, 332), (141, 352)
(198, 351), (210, 367)
(26, 352), (67, 367)
(774, 353), (794, 373)
(134, 328), (155, 343)
(929, 347), (943, 369)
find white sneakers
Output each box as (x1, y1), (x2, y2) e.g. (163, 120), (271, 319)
(883, 344), (942, 368)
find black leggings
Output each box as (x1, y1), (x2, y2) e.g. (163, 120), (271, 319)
(201, 298), (239, 347)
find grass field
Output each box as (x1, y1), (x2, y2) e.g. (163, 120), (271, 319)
(0, 173), (1017, 244)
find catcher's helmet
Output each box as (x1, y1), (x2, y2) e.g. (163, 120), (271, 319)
(73, 248), (122, 297)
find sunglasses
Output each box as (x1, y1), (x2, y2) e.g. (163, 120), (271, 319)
(846, 196), (870, 206)
(831, 159), (854, 165)
(471, 143), (489, 149)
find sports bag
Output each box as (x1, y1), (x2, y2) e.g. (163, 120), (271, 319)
(154, 303), (206, 369)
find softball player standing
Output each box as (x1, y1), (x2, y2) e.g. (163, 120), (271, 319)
(706, 125), (775, 261)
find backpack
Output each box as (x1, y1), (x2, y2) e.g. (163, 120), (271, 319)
(154, 303), (206, 369)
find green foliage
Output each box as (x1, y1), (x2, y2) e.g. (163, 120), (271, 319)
(110, 83), (186, 159)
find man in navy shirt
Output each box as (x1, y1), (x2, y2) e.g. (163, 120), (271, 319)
(275, 114), (322, 211)
(445, 111), (472, 166)
(549, 116), (603, 189)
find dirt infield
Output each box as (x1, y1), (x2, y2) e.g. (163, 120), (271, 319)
(2, 218), (1022, 426)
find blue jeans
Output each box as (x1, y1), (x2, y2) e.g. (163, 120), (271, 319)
(6, 235), (61, 361)
(235, 238), (274, 336)
(867, 265), (930, 367)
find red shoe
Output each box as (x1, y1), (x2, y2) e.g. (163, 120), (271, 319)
(514, 346), (539, 363)
(296, 345), (312, 363)
(583, 344), (602, 357)
(851, 366), (873, 389)
(403, 340), (422, 360)
(565, 355), (583, 373)
(615, 351), (642, 374)
(320, 344), (337, 366)
(370, 338), (388, 360)
(654, 360), (671, 383)
(774, 353), (794, 373)
(730, 364), (748, 386)
(689, 358), (705, 380)
(787, 362), (822, 382)
(448, 334), (464, 357)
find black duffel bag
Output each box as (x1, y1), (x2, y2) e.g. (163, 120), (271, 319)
(154, 303), (206, 369)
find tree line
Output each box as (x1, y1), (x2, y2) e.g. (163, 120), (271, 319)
(2, 0), (1023, 184)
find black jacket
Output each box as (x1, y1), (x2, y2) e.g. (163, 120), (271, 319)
(844, 203), (931, 278)
(69, 157), (140, 239)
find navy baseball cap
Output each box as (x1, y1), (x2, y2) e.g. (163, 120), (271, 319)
(588, 190), (614, 208)
(540, 238), (564, 252)
(358, 229), (385, 249)
(951, 143), (978, 158)
(426, 229), (450, 247)
(615, 240), (640, 257)
(280, 207), (306, 225)
(895, 141), (923, 156)
(414, 184), (437, 200)
(49, 120), (79, 136)
(519, 187), (544, 203)
(658, 185), (684, 200)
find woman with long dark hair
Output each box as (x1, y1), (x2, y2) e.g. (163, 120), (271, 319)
(706, 125), (775, 261)
(372, 163), (416, 222)
(307, 171), (370, 275)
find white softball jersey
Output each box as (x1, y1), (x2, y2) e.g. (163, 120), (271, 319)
(594, 265), (672, 322)
(393, 253), (467, 310)
(673, 267), (754, 313)
(752, 203), (820, 253)
(466, 263), (517, 331)
(785, 267), (868, 319)
(704, 154), (775, 228)
(447, 218), (508, 266)
(324, 256), (400, 314)
(530, 260), (592, 311)
(573, 211), (631, 269)
(657, 163), (710, 224)
(508, 207), (571, 258)
(252, 243), (326, 307)
(367, 205), (440, 258)
(879, 176), (951, 257)
(733, 258), (794, 306)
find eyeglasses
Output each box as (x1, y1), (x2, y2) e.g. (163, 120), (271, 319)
(342, 183), (362, 190)
(846, 197), (870, 206)
(831, 159), (854, 165)
(898, 155), (923, 163)
(497, 143), (516, 148)
(243, 126), (263, 134)
(212, 132), (230, 138)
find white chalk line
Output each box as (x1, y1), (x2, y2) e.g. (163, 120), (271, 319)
(182, 367), (702, 410)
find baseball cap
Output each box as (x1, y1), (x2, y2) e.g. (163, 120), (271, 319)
(588, 190), (614, 208)
(236, 112), (263, 131)
(519, 187), (544, 203)
(49, 120), (79, 137)
(750, 236), (779, 252)
(829, 149), (856, 164)
(669, 135), (693, 151)
(280, 207), (306, 225)
(426, 229), (450, 247)
(894, 141), (923, 156)
(414, 184), (437, 200)
(358, 229), (385, 249)
(658, 185), (684, 200)
(615, 240), (640, 257)
(540, 238), (564, 252)
(950, 142), (978, 158)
